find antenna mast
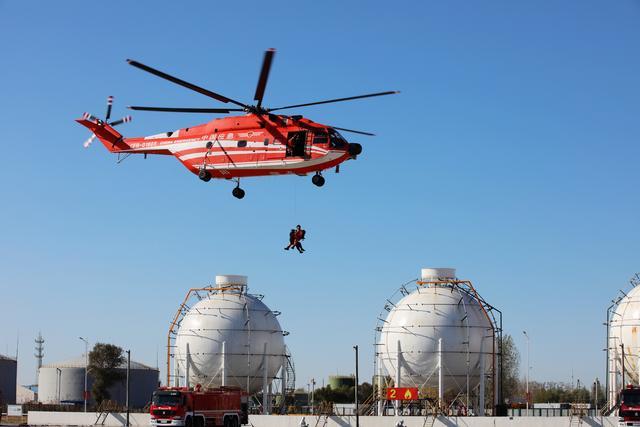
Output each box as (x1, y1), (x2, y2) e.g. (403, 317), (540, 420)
(35, 332), (44, 382)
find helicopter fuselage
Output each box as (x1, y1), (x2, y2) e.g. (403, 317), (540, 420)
(81, 113), (361, 179)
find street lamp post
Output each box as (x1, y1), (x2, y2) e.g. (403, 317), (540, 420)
(56, 368), (62, 404)
(593, 377), (600, 416)
(126, 350), (131, 427)
(353, 345), (359, 427)
(311, 378), (315, 415)
(79, 337), (89, 412)
(523, 331), (530, 413)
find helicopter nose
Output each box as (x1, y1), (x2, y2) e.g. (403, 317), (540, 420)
(348, 143), (362, 156)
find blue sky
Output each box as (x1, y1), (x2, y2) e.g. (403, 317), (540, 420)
(1, 0), (639, 390)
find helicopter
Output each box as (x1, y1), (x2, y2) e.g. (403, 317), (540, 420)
(77, 49), (398, 199)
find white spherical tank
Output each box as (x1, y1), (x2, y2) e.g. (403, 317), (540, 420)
(379, 268), (493, 392)
(609, 285), (640, 384)
(175, 275), (286, 393)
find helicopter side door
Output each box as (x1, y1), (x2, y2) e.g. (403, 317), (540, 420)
(285, 131), (307, 158)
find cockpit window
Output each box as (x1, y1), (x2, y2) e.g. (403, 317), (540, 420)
(313, 132), (328, 145)
(329, 130), (347, 148)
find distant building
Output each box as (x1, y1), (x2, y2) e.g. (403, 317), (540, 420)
(293, 389), (309, 406)
(0, 354), (17, 404)
(16, 385), (36, 404)
(38, 355), (158, 408)
(328, 375), (355, 390)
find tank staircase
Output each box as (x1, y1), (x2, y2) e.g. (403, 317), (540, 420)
(422, 399), (443, 427)
(364, 402), (377, 416)
(93, 400), (116, 426)
(94, 400), (118, 425)
(313, 414), (329, 427)
(569, 403), (588, 426)
(358, 392), (376, 416)
(284, 346), (296, 395)
(94, 412), (108, 426)
(313, 409), (329, 427)
(602, 399), (618, 416)
(312, 402), (334, 427)
(423, 415), (439, 427)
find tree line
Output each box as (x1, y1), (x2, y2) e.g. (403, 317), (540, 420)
(500, 334), (605, 406)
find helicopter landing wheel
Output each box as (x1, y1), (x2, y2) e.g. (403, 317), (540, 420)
(312, 173), (325, 187)
(198, 169), (211, 182)
(232, 187), (245, 199)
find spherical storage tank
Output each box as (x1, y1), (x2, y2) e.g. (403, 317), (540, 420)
(607, 280), (640, 405)
(378, 268), (494, 393)
(174, 275), (286, 393)
(38, 355), (158, 407)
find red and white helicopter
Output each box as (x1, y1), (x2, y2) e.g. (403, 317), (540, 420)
(77, 49), (397, 198)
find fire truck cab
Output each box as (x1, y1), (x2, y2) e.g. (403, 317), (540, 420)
(619, 385), (640, 426)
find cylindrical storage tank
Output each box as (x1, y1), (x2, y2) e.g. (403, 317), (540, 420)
(0, 355), (17, 404)
(329, 375), (355, 390)
(608, 284), (640, 404)
(38, 355), (158, 407)
(174, 275), (286, 393)
(379, 268), (493, 393)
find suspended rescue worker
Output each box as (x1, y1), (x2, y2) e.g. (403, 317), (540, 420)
(284, 225), (306, 253)
(284, 229), (296, 251)
(294, 225), (306, 253)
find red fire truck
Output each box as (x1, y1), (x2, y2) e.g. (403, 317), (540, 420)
(619, 385), (640, 426)
(150, 387), (248, 427)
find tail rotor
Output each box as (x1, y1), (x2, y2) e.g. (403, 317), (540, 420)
(83, 134), (96, 148)
(107, 115), (132, 126)
(82, 96), (132, 148)
(105, 95), (113, 122)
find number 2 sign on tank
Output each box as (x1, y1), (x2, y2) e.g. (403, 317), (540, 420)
(386, 387), (418, 400)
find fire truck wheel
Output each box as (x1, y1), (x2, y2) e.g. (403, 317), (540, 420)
(185, 417), (192, 427)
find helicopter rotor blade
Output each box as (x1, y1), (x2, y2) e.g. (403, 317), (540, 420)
(331, 126), (375, 136)
(127, 106), (243, 113)
(126, 59), (249, 110)
(268, 91), (399, 112)
(109, 116), (132, 126)
(254, 48), (275, 109)
(105, 96), (114, 121)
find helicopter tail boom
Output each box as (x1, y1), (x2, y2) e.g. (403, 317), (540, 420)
(76, 118), (130, 152)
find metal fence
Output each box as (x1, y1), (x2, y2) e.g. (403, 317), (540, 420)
(508, 408), (601, 417)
